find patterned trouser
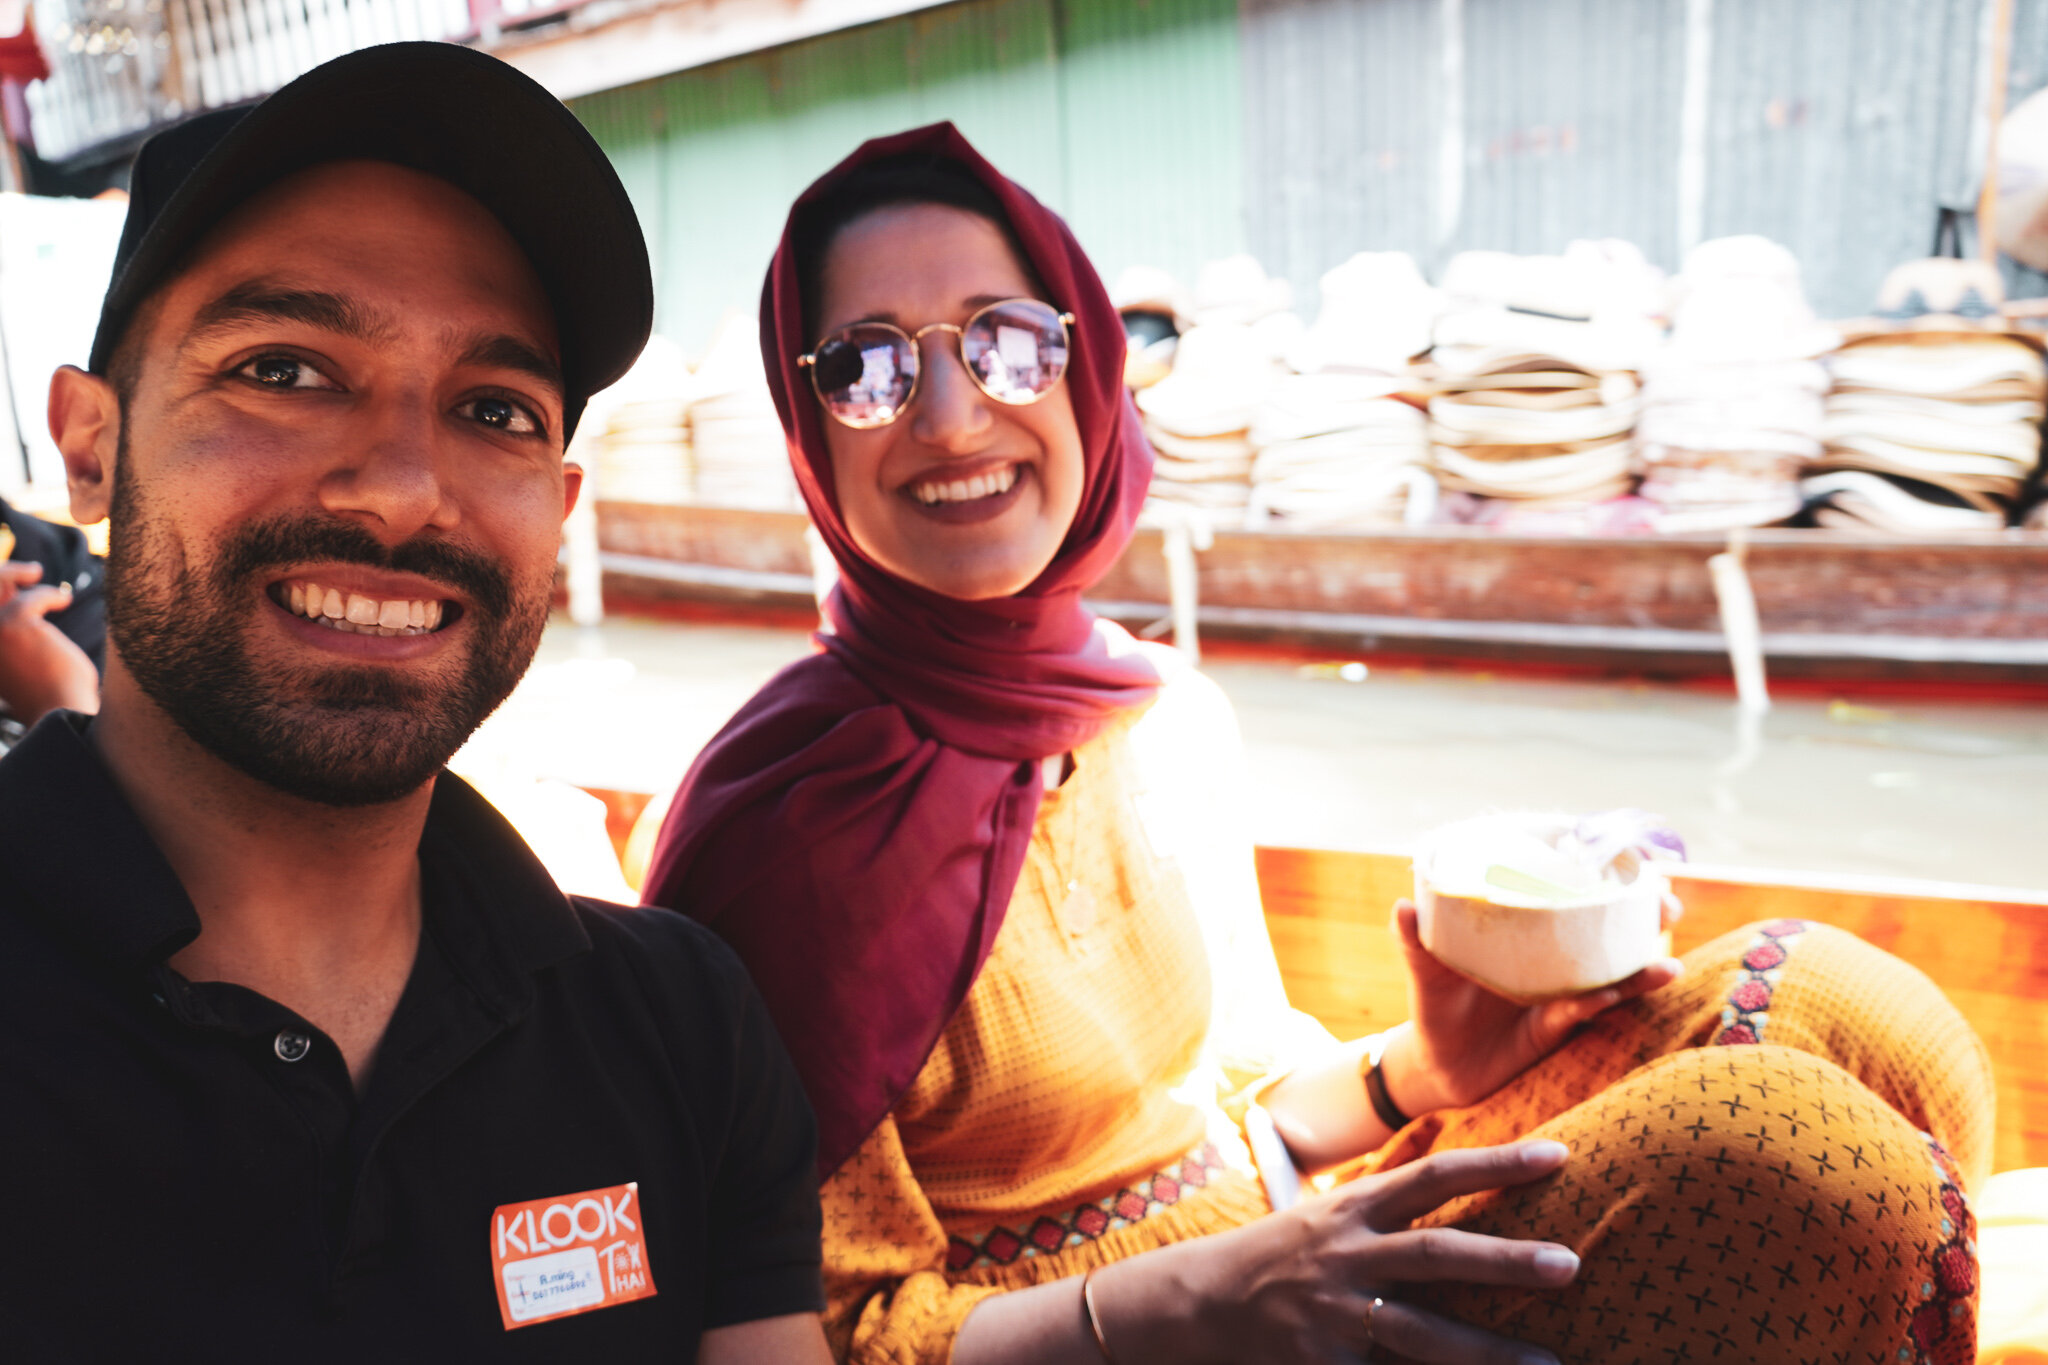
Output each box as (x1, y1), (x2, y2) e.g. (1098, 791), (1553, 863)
(1374, 920), (1995, 1365)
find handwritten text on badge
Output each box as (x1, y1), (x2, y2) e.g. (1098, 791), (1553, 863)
(490, 1181), (657, 1330)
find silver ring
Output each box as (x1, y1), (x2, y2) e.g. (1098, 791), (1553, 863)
(1364, 1294), (1385, 1342)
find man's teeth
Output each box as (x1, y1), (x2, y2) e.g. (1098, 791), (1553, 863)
(283, 580), (444, 637)
(913, 464), (1019, 506)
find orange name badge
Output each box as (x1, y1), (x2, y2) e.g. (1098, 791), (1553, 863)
(489, 1182), (657, 1331)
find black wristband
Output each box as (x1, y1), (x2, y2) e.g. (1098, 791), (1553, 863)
(1364, 1058), (1412, 1131)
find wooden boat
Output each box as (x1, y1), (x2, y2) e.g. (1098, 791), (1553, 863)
(579, 786), (2044, 1174)
(590, 500), (2048, 685)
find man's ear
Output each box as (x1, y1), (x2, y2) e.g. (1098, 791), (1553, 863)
(562, 460), (584, 520)
(48, 366), (121, 525)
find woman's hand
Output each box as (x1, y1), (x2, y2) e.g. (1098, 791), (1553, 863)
(1135, 1140), (1578, 1365)
(1383, 899), (1681, 1117)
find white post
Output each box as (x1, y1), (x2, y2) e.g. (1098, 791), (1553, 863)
(1156, 506), (1213, 665)
(1707, 528), (1770, 712)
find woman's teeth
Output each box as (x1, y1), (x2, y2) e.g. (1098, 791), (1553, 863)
(282, 580), (444, 636)
(912, 464), (1018, 507)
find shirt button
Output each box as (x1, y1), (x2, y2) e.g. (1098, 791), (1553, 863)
(273, 1029), (312, 1063)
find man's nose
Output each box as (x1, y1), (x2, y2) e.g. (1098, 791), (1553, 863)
(316, 391), (460, 538)
(908, 331), (994, 452)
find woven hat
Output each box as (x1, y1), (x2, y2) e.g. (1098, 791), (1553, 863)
(1190, 254), (1293, 327)
(1433, 242), (1665, 374)
(1110, 264), (1189, 323)
(1137, 322), (1280, 436)
(1285, 252), (1440, 375)
(1839, 258), (2038, 345)
(1665, 235), (1838, 364)
(1802, 470), (2010, 533)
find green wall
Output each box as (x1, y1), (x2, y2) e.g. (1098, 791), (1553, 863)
(570, 0), (1243, 351)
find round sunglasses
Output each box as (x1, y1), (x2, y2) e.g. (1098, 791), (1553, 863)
(798, 297), (1076, 429)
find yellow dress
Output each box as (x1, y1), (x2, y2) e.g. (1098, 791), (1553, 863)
(818, 653), (1996, 1365)
(821, 654), (1320, 1363)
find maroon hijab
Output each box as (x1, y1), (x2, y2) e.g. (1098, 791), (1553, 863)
(641, 123), (1158, 1176)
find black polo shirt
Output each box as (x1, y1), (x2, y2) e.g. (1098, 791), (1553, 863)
(0, 713), (822, 1362)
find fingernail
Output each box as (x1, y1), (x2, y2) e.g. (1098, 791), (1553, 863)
(1533, 1247), (1579, 1278)
(1525, 1139), (1569, 1162)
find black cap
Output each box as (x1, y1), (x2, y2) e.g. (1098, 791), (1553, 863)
(89, 41), (652, 440)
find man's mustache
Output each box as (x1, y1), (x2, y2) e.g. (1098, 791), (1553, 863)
(214, 514), (516, 618)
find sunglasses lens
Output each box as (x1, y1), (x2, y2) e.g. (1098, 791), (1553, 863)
(962, 300), (1070, 404)
(812, 325), (915, 427)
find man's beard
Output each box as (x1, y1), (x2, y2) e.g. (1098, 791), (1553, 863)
(103, 451), (550, 807)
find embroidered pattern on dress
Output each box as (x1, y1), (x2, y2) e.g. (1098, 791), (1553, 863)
(1711, 918), (1811, 1045)
(944, 1143), (1227, 1273)
(1903, 1133), (1977, 1365)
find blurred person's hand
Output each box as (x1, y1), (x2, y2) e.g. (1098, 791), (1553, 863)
(1382, 897), (1683, 1116)
(0, 561), (100, 725)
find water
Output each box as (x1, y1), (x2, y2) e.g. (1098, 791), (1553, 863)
(462, 613), (2048, 895)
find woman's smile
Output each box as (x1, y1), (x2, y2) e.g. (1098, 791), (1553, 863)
(907, 460), (1018, 508)
(900, 459), (1032, 526)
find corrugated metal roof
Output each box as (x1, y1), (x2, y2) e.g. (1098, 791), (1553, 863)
(574, 0), (1241, 348)
(1241, 0), (2048, 318)
(1458, 0), (1684, 267)
(1698, 0), (1986, 315)
(1239, 0), (1444, 283)
(582, 0), (2048, 341)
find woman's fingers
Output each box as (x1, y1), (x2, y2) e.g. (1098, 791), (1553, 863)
(1356, 1141), (1569, 1230)
(1531, 956), (1683, 1038)
(1361, 1296), (1561, 1365)
(1352, 1226), (1579, 1287)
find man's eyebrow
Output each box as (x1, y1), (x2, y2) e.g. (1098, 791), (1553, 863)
(183, 281), (396, 349)
(456, 333), (565, 399)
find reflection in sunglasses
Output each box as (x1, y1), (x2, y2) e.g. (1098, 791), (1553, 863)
(801, 298), (1075, 429)
(858, 345), (901, 395)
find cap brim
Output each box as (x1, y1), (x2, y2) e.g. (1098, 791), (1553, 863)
(90, 42), (652, 432)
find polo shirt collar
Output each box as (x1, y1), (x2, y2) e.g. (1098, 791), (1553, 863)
(0, 711), (591, 1000)
(414, 768), (592, 1014)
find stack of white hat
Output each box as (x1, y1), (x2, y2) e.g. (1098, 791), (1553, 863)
(1807, 258), (2045, 534)
(1635, 237), (1837, 532)
(1425, 242), (1663, 505)
(1246, 253), (1439, 530)
(1137, 255), (1297, 513)
(583, 335), (696, 506)
(689, 312), (800, 511)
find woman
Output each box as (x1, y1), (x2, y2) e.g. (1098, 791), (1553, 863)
(644, 123), (1993, 1365)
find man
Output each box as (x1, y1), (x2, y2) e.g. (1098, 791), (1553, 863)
(0, 494), (102, 741)
(0, 43), (830, 1362)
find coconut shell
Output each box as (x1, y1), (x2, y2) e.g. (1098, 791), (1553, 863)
(1413, 869), (1669, 1004)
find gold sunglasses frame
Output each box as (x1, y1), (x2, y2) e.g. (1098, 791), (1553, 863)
(797, 298), (1077, 429)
